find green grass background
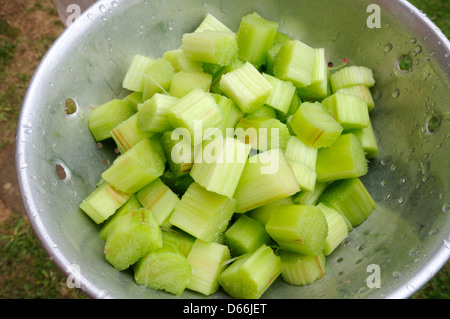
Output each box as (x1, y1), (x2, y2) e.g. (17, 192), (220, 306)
(0, 0), (448, 299)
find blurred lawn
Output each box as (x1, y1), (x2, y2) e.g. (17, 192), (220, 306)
(0, 0), (448, 299)
(408, 0), (449, 37)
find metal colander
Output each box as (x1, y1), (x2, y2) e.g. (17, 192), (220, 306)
(17, 0), (449, 299)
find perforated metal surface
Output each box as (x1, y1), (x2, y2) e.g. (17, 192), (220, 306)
(17, 0), (449, 299)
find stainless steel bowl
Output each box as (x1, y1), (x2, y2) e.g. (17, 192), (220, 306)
(16, 0), (449, 299)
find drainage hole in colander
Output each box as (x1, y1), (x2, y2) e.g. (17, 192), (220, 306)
(65, 98), (77, 116)
(397, 54), (412, 72)
(55, 161), (71, 182)
(55, 164), (67, 181)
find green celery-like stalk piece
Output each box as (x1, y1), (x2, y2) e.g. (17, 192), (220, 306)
(235, 116), (291, 152)
(210, 58), (246, 94)
(182, 30), (238, 66)
(99, 194), (142, 241)
(134, 242), (191, 296)
(262, 73), (296, 114)
(265, 204), (328, 256)
(297, 48), (330, 101)
(318, 178), (376, 230)
(190, 137), (251, 199)
(287, 160), (317, 192)
(203, 63), (227, 94)
(276, 90), (301, 124)
(246, 105), (277, 119)
(186, 239), (231, 296)
(167, 89), (223, 142)
(169, 70), (213, 98)
(315, 133), (368, 182)
(337, 85), (375, 111)
(142, 58), (175, 101)
(273, 40), (316, 88)
(104, 208), (162, 271)
(330, 65), (375, 92)
(161, 228), (196, 257)
(122, 54), (155, 92)
(160, 169), (195, 197)
(352, 120), (379, 159)
(211, 93), (244, 137)
(223, 214), (272, 257)
(149, 135), (167, 164)
(136, 178), (180, 228)
(247, 196), (295, 226)
(79, 182), (131, 224)
(111, 113), (155, 154)
(169, 182), (236, 242)
(163, 49), (204, 73)
(233, 149), (300, 213)
(122, 91), (143, 113)
(102, 139), (166, 193)
(161, 130), (194, 178)
(278, 250), (326, 286)
(292, 181), (328, 205)
(88, 99), (135, 142)
(194, 13), (233, 33)
(288, 101), (343, 148)
(236, 12), (279, 66)
(220, 61), (273, 114)
(316, 203), (348, 255)
(266, 32), (292, 75)
(321, 92), (370, 131)
(284, 135), (318, 171)
(137, 93), (179, 133)
(219, 244), (281, 299)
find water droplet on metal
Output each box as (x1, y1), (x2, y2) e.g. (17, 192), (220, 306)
(419, 160), (430, 175)
(422, 173), (431, 183)
(442, 203), (449, 213)
(414, 45), (422, 55)
(428, 229), (439, 236)
(384, 43), (393, 53)
(392, 271), (402, 278)
(380, 155), (392, 166)
(167, 20), (173, 31)
(99, 4), (107, 13)
(409, 247), (419, 256)
(391, 89), (400, 98)
(372, 90), (382, 100)
(425, 114), (442, 134)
